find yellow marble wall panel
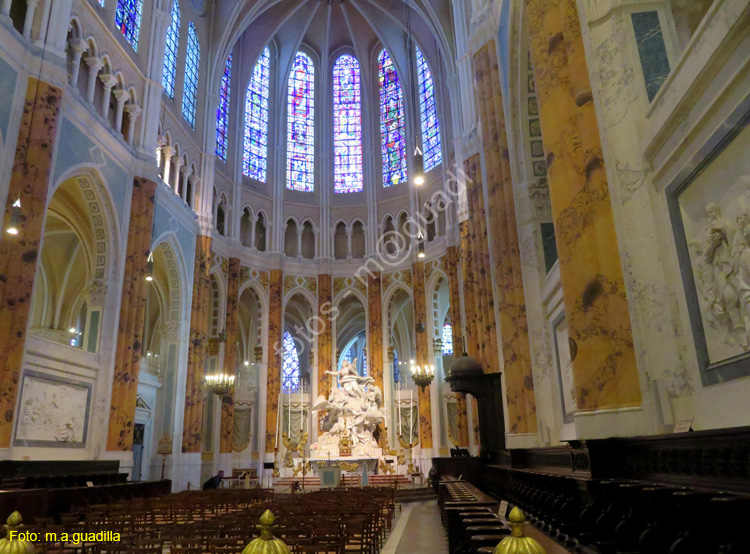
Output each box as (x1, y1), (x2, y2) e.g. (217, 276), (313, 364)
(220, 257), (241, 453)
(412, 262), (432, 449)
(182, 235), (212, 452)
(472, 44), (538, 434)
(317, 274), (333, 429)
(367, 272), (383, 392)
(526, 0), (642, 411)
(446, 246), (469, 446)
(265, 269), (283, 452)
(107, 177), (157, 450)
(458, 220), (478, 360)
(0, 79), (62, 447)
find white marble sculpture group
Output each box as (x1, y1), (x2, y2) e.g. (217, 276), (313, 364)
(311, 359), (385, 457)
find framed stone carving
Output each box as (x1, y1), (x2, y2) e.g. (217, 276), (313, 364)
(13, 370), (92, 448)
(668, 105), (750, 385)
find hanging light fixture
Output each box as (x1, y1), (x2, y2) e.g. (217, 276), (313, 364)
(145, 251), (154, 281)
(6, 199), (21, 235)
(413, 146), (425, 186)
(204, 373), (235, 397)
(410, 361), (435, 391)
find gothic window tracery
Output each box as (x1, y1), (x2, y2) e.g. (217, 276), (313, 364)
(333, 54), (363, 193)
(378, 49), (406, 187)
(244, 47), (270, 181)
(287, 52), (315, 192)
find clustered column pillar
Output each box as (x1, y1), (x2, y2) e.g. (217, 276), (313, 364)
(265, 269), (283, 452)
(107, 177), (158, 451)
(526, 0), (641, 411)
(220, 257), (241, 453)
(412, 262), (432, 449)
(317, 274), (333, 430)
(182, 235), (213, 452)
(445, 246), (470, 447)
(0, 78), (63, 448)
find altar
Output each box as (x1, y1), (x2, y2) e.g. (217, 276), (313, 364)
(309, 455), (398, 487)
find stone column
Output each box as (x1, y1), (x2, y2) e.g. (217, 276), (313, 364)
(181, 235), (212, 452)
(220, 258), (241, 454)
(124, 104), (141, 146)
(0, 0), (11, 17)
(112, 89), (129, 133)
(22, 0), (38, 39)
(106, 177), (157, 451)
(68, 38), (86, 85)
(99, 74), (116, 120)
(317, 274), (333, 429)
(367, 272), (384, 394)
(0, 78), (62, 448)
(412, 262), (433, 449)
(84, 57), (103, 104)
(473, 43), (538, 434)
(172, 158), (183, 193)
(526, 0), (641, 411)
(346, 227), (353, 259)
(161, 145), (173, 186)
(250, 213), (258, 248)
(446, 246), (469, 446)
(265, 269), (283, 452)
(296, 226), (303, 259)
(180, 168), (190, 201)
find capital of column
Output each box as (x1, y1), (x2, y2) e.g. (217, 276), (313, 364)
(124, 103), (142, 118)
(84, 56), (103, 72)
(69, 37), (87, 55)
(161, 144), (174, 158)
(112, 88), (129, 105)
(87, 281), (108, 306)
(99, 73), (117, 89)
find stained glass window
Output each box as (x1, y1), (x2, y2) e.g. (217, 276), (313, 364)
(442, 323), (453, 355)
(282, 330), (300, 393)
(332, 54), (363, 193)
(361, 347), (367, 377)
(378, 49), (407, 187)
(162, 0), (180, 99)
(393, 350), (400, 384)
(416, 46), (442, 172)
(115, 0), (142, 50)
(182, 22), (200, 129)
(286, 52), (315, 192)
(215, 55), (232, 161)
(244, 47), (270, 181)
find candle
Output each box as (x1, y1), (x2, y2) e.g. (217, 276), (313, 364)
(398, 390), (402, 434)
(300, 393), (303, 432)
(409, 388), (413, 442)
(275, 391), (281, 449)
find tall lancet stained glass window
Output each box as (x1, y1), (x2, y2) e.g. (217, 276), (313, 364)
(286, 52), (315, 192)
(416, 46), (442, 171)
(282, 330), (300, 392)
(332, 55), (363, 193)
(244, 47), (270, 181)
(442, 322), (453, 355)
(162, 0), (180, 99)
(115, 0), (142, 50)
(182, 22), (200, 129)
(378, 49), (407, 187)
(215, 55), (232, 161)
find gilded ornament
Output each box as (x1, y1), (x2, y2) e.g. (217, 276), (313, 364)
(242, 510), (291, 554)
(0, 512), (37, 554)
(493, 507), (545, 554)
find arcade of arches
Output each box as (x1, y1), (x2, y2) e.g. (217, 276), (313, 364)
(0, 0), (749, 550)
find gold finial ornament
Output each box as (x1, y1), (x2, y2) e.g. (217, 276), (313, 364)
(493, 507), (545, 554)
(0, 511), (37, 554)
(242, 510), (291, 554)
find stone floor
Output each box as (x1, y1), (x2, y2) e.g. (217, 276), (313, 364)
(381, 500), (573, 554)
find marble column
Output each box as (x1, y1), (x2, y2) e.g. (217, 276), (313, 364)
(220, 257), (240, 453)
(317, 274), (333, 428)
(106, 177), (157, 451)
(458, 220), (478, 359)
(412, 262), (432, 449)
(0, 78), (62, 448)
(265, 269), (283, 452)
(473, 43), (537, 434)
(367, 272), (383, 393)
(446, 246), (469, 447)
(181, 235), (212, 452)
(526, 0), (641, 411)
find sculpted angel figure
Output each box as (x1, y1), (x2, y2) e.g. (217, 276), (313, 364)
(326, 360), (373, 400)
